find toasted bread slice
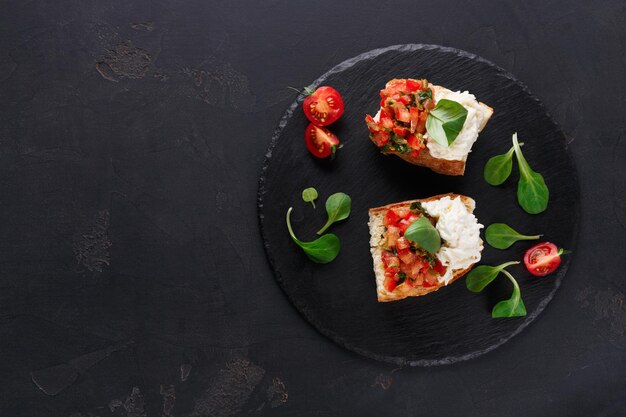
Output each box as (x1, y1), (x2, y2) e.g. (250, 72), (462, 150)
(368, 193), (482, 302)
(371, 79), (494, 176)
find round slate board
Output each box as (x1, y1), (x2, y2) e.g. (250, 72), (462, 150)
(258, 44), (579, 366)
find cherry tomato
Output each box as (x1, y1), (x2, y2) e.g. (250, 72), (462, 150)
(305, 124), (339, 159)
(303, 86), (344, 126)
(524, 242), (564, 276)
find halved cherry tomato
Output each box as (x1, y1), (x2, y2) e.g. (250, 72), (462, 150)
(524, 242), (566, 276)
(305, 123), (340, 159)
(303, 86), (344, 126)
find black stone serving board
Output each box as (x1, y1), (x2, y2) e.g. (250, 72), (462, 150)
(258, 44), (579, 366)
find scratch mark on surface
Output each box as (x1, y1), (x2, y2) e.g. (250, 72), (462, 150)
(31, 340), (131, 396)
(131, 22), (155, 32)
(188, 358), (265, 417)
(180, 363), (192, 382)
(72, 210), (111, 272)
(96, 41), (151, 80)
(160, 384), (176, 417)
(371, 373), (393, 390)
(266, 377), (288, 408)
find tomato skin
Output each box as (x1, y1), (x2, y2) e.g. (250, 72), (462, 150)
(524, 242), (563, 276)
(304, 124), (340, 159)
(303, 86), (344, 126)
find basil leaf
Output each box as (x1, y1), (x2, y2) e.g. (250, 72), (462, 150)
(484, 145), (516, 186)
(513, 133), (549, 214)
(485, 223), (541, 249)
(465, 261), (519, 292)
(425, 99), (468, 147)
(404, 217), (441, 254)
(316, 192), (351, 235)
(302, 187), (318, 208)
(491, 270), (527, 318)
(286, 207), (340, 263)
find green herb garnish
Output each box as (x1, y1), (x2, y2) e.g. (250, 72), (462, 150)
(409, 201), (428, 216)
(483, 142), (523, 186)
(316, 192), (352, 235)
(425, 99), (468, 147)
(485, 223), (542, 249)
(404, 217), (441, 254)
(465, 261), (519, 293)
(512, 133), (549, 214)
(491, 272), (527, 318)
(302, 187), (318, 208)
(286, 207), (340, 264)
(417, 89), (432, 102)
(465, 261), (526, 318)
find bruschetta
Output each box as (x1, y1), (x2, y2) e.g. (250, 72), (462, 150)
(364, 79), (493, 176)
(368, 193), (483, 302)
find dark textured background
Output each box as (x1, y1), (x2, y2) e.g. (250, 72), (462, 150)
(0, 0), (624, 416)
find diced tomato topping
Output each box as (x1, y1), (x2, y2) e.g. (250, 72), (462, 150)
(433, 259), (447, 275)
(384, 276), (397, 292)
(364, 115), (379, 133)
(393, 103), (411, 123)
(395, 236), (410, 251)
(394, 208), (411, 219)
(382, 251), (400, 268)
(409, 107), (420, 132)
(417, 111), (429, 132)
(384, 209), (401, 227)
(397, 95), (411, 105)
(380, 108), (394, 119)
(386, 226), (401, 247)
(397, 219), (411, 234)
(406, 79), (421, 92)
(371, 131), (390, 147)
(384, 265), (400, 278)
(397, 248), (417, 265)
(380, 115), (394, 130)
(407, 134), (425, 154)
(393, 126), (409, 137)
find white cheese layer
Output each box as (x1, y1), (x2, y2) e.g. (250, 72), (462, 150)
(425, 88), (490, 161)
(422, 196), (483, 285)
